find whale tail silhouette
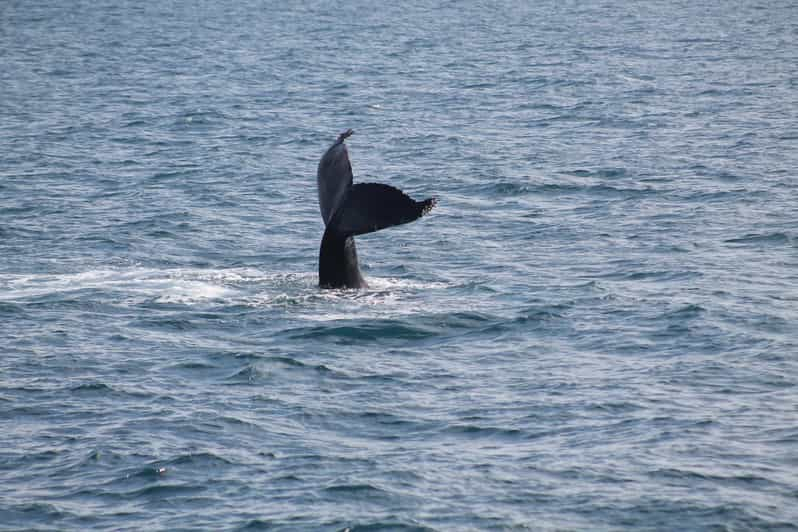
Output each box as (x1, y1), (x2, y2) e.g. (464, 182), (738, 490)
(330, 183), (436, 236)
(316, 131), (436, 289)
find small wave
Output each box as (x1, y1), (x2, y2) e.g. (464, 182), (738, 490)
(286, 319), (435, 342)
(65, 382), (152, 401)
(224, 357), (343, 384)
(165, 361), (219, 371)
(585, 401), (643, 414)
(46, 449), (120, 480)
(236, 519), (277, 531)
(69, 382), (113, 393)
(443, 424), (526, 440)
(171, 109), (229, 129)
(1, 502), (73, 525)
(166, 452), (235, 468)
(225, 365), (264, 384)
(323, 483), (390, 496)
(724, 232), (792, 246)
(660, 304), (706, 320)
(597, 270), (701, 282)
(131, 317), (200, 331)
(124, 483), (205, 499)
(682, 188), (768, 202)
(569, 167), (630, 179)
(259, 355), (337, 373)
(340, 523), (435, 532)
(92, 464), (172, 484)
(0, 301), (26, 315)
(355, 411), (417, 429)
(239, 519), (433, 532)
(648, 469), (778, 490)
(516, 306), (568, 323)
(478, 181), (657, 199)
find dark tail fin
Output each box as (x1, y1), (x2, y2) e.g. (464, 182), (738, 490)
(318, 227), (368, 289)
(329, 183), (437, 237)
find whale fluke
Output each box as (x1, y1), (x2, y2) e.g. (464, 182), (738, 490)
(330, 183), (436, 236)
(317, 131), (354, 226)
(316, 130), (436, 289)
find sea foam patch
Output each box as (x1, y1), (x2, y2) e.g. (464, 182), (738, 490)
(0, 268), (242, 304)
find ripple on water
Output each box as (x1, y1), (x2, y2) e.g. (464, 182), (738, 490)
(724, 232), (793, 246)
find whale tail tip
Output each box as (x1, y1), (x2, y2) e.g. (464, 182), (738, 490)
(421, 197), (438, 216)
(337, 129), (354, 143)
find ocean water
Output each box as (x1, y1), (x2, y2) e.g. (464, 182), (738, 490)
(2, 0), (797, 530)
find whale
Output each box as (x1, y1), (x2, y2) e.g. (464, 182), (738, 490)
(316, 129), (436, 289)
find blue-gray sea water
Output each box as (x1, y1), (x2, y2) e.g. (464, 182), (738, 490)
(2, 1), (797, 530)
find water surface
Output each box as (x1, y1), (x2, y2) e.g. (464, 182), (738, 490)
(2, 1), (797, 530)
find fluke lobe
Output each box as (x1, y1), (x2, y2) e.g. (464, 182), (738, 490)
(316, 129), (436, 289)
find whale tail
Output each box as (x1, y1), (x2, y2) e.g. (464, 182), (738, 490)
(316, 130), (436, 289)
(330, 183), (437, 236)
(319, 184), (436, 289)
(318, 231), (367, 289)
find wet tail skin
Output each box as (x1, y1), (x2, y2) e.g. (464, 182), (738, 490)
(316, 130), (436, 289)
(318, 229), (368, 289)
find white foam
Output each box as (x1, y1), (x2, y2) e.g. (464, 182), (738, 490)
(0, 268), (456, 315)
(365, 276), (449, 291)
(0, 268), (249, 304)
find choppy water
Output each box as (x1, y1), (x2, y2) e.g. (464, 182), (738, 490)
(2, 1), (798, 530)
